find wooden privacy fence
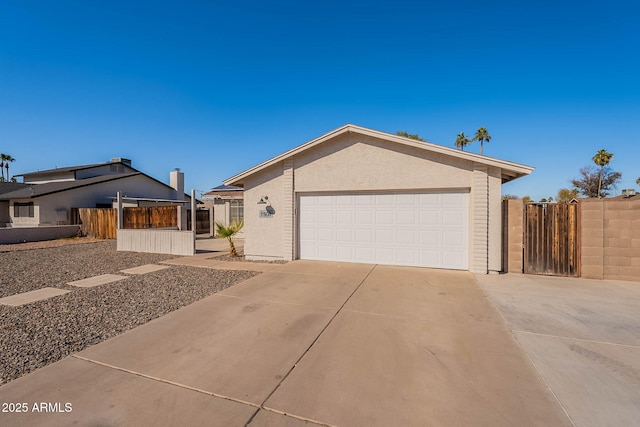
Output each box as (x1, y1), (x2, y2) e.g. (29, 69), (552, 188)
(524, 203), (579, 277)
(72, 207), (180, 239)
(123, 207), (177, 229)
(186, 209), (211, 234)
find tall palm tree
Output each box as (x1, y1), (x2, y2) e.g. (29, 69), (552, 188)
(2, 154), (15, 181)
(0, 153), (6, 181)
(471, 127), (491, 155)
(454, 133), (470, 151)
(636, 177), (640, 186)
(592, 149), (613, 198)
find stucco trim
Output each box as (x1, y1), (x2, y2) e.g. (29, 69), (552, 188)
(225, 124), (533, 186)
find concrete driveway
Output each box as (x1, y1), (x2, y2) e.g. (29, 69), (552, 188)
(477, 273), (640, 427)
(0, 262), (569, 426)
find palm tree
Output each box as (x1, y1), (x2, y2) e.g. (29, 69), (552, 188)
(636, 177), (640, 186)
(3, 154), (15, 181)
(0, 154), (15, 182)
(215, 220), (244, 256)
(471, 127), (491, 155)
(454, 133), (470, 151)
(592, 149), (614, 198)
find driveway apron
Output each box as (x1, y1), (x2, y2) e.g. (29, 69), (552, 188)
(0, 261), (569, 426)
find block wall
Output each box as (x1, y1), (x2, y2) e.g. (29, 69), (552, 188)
(580, 198), (640, 281)
(502, 199), (524, 273)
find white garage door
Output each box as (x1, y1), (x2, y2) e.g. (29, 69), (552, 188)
(298, 192), (469, 269)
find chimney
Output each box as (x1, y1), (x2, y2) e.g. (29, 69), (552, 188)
(170, 168), (184, 201)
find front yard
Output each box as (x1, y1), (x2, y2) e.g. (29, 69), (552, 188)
(0, 240), (258, 385)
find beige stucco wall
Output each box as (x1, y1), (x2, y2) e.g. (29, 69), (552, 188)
(580, 198), (640, 281)
(243, 165), (285, 260)
(241, 133), (506, 272)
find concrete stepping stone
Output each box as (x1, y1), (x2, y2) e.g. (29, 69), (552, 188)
(121, 264), (170, 275)
(0, 288), (70, 307)
(68, 274), (128, 288)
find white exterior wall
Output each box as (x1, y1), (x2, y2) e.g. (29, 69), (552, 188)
(9, 175), (178, 226)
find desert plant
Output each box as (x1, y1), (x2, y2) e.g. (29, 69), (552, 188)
(215, 220), (244, 257)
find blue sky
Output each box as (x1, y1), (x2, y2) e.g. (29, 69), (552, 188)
(1, 0), (638, 200)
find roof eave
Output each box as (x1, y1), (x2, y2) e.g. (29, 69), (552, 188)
(225, 124), (534, 186)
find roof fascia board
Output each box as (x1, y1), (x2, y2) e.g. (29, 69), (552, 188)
(225, 124), (533, 186)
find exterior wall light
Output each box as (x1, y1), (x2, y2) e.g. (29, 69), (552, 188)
(257, 196), (269, 205)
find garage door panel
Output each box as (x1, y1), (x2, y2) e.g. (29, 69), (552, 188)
(375, 248), (395, 263)
(418, 193), (439, 205)
(356, 195), (374, 206)
(336, 210), (353, 225)
(443, 230), (464, 246)
(443, 210), (464, 226)
(375, 229), (394, 244)
(443, 251), (466, 269)
(355, 211), (373, 224)
(335, 246), (353, 260)
(396, 210), (416, 225)
(419, 211), (439, 226)
(355, 229), (373, 243)
(336, 195), (354, 206)
(355, 247), (374, 262)
(397, 230), (415, 244)
(375, 211), (394, 225)
(317, 210), (334, 224)
(420, 250), (442, 266)
(336, 229), (353, 242)
(299, 192), (468, 270)
(419, 230), (440, 245)
(317, 228), (334, 242)
(317, 245), (335, 259)
(375, 194), (394, 206)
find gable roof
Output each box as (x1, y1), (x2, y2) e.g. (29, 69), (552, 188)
(0, 173), (142, 200)
(225, 124), (534, 186)
(0, 182), (30, 196)
(16, 160), (136, 179)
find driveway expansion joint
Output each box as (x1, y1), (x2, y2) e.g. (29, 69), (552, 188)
(244, 264), (377, 427)
(72, 355), (260, 409)
(513, 330), (640, 349)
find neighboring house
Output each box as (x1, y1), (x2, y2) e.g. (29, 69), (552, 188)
(203, 185), (244, 225)
(225, 124), (533, 274)
(0, 158), (191, 227)
(202, 185), (244, 237)
(0, 182), (30, 226)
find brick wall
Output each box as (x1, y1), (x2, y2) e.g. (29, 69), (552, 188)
(580, 198), (640, 281)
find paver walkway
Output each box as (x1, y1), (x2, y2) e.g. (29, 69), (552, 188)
(0, 288), (70, 307)
(0, 261), (570, 426)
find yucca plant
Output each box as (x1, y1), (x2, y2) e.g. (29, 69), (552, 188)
(215, 220), (244, 257)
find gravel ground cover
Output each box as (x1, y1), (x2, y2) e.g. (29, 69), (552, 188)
(0, 241), (259, 385)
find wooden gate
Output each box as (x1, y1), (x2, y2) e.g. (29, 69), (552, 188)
(524, 203), (579, 276)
